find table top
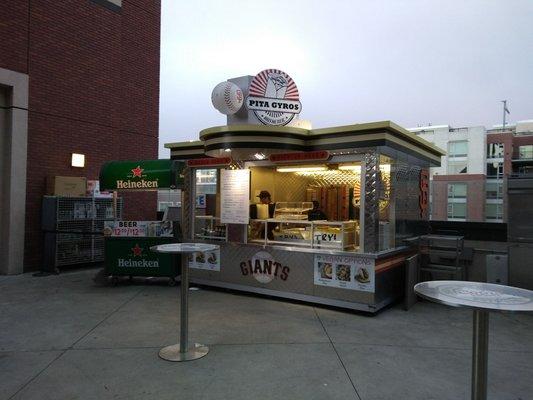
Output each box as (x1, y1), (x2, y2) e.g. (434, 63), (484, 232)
(150, 243), (219, 254)
(414, 280), (533, 312)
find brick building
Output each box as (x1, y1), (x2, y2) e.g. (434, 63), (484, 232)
(410, 121), (533, 223)
(0, 0), (161, 273)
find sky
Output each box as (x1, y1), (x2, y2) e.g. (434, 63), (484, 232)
(158, 0), (533, 158)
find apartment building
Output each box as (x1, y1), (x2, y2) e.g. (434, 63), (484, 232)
(409, 120), (533, 223)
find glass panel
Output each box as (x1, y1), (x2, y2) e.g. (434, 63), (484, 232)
(448, 141), (468, 157)
(448, 183), (467, 198)
(485, 203), (502, 220)
(486, 162), (503, 178)
(487, 143), (504, 158)
(447, 203), (466, 219)
(486, 182), (503, 199)
(448, 161), (468, 174)
(519, 145), (533, 159)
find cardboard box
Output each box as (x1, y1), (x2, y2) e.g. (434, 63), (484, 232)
(47, 176), (87, 197)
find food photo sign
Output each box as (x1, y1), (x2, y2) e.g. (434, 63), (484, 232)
(314, 254), (375, 292)
(188, 248), (221, 272)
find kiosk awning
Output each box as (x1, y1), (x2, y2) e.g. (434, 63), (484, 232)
(99, 159), (185, 191)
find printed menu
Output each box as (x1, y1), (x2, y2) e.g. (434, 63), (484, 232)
(220, 169), (250, 224)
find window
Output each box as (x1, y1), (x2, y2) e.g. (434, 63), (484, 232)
(90, 0), (121, 12)
(447, 203), (467, 219)
(448, 141), (468, 158)
(518, 145), (533, 160)
(448, 183), (467, 219)
(448, 161), (468, 174)
(487, 143), (504, 158)
(486, 203), (503, 221)
(486, 162), (503, 178)
(448, 183), (467, 199)
(486, 181), (503, 199)
(196, 169), (217, 184)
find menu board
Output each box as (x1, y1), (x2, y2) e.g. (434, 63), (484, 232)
(314, 254), (375, 292)
(188, 248), (220, 271)
(220, 169), (250, 224)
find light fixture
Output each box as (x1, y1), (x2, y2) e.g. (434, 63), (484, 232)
(254, 152), (266, 160)
(71, 153), (85, 168)
(224, 148), (231, 153)
(276, 165), (327, 173)
(338, 164), (362, 172)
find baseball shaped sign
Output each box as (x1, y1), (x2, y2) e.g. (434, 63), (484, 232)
(211, 81), (244, 115)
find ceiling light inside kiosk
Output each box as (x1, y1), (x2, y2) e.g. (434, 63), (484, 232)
(276, 165), (327, 173)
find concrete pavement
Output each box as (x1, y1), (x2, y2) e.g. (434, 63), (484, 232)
(1, 269), (532, 399)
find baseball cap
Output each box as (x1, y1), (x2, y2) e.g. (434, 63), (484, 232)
(257, 190), (271, 198)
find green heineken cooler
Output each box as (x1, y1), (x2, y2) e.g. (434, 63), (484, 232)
(104, 236), (178, 285)
(99, 159), (185, 285)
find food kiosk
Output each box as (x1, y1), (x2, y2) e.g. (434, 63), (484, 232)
(164, 70), (444, 312)
(99, 159), (185, 285)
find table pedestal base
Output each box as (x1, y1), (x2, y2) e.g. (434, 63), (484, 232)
(158, 343), (209, 362)
(472, 310), (489, 400)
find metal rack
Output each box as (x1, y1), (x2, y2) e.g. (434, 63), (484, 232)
(42, 196), (123, 272)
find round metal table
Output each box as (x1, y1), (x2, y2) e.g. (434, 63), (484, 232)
(151, 243), (219, 362)
(414, 280), (533, 400)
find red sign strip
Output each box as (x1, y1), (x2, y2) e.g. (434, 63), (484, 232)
(269, 151), (330, 163)
(187, 157), (232, 167)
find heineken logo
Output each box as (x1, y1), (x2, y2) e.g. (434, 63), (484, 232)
(131, 165), (143, 178)
(131, 244), (143, 257)
(117, 244), (159, 268)
(116, 180), (158, 189)
(116, 165), (158, 189)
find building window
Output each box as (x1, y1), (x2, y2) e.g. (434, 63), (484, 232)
(90, 0), (121, 12)
(518, 145), (533, 160)
(486, 181), (503, 199)
(485, 203), (503, 221)
(196, 169), (217, 185)
(447, 203), (467, 219)
(448, 161), (468, 174)
(487, 143), (504, 158)
(448, 141), (468, 158)
(486, 162), (503, 178)
(448, 183), (467, 199)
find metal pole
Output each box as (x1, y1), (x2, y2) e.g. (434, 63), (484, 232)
(179, 252), (189, 353)
(502, 100), (507, 132)
(471, 310), (489, 400)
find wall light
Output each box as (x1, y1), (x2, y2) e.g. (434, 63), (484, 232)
(71, 153), (85, 168)
(276, 165), (327, 173)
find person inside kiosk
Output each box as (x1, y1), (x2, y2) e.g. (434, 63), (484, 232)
(249, 190), (276, 239)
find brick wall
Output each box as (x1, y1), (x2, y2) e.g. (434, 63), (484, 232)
(1, 0), (161, 270)
(0, 0), (29, 73)
(433, 175), (486, 222)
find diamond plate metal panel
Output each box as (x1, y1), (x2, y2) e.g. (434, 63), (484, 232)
(394, 161), (426, 242)
(364, 151), (379, 252)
